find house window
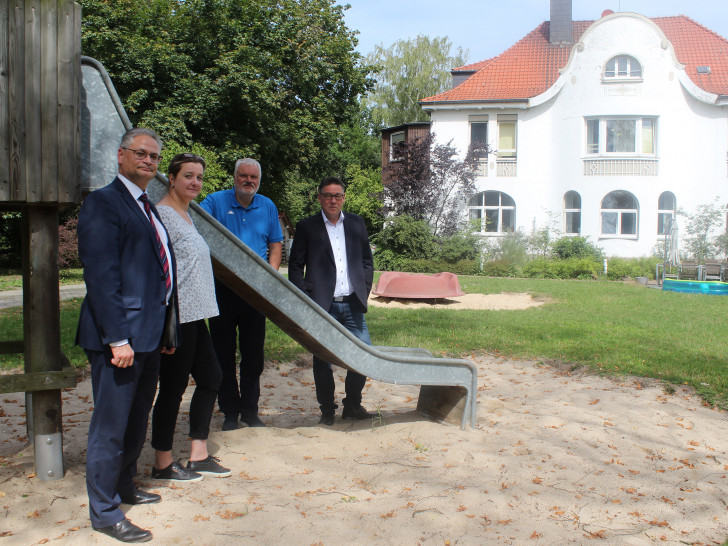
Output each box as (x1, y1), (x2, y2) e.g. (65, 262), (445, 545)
(657, 192), (676, 236)
(469, 115), (488, 158)
(389, 131), (405, 161)
(601, 190), (638, 237)
(468, 191), (515, 233)
(585, 117), (656, 156)
(603, 55), (642, 79)
(497, 114), (517, 158)
(563, 191), (581, 234)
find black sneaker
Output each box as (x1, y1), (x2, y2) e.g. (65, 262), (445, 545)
(341, 405), (374, 420)
(151, 460), (203, 482)
(222, 415), (239, 431)
(187, 455), (231, 478)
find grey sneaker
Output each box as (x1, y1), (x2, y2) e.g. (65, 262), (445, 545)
(151, 460), (203, 482)
(187, 455), (231, 478)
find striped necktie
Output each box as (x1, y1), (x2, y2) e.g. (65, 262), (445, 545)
(139, 193), (171, 295)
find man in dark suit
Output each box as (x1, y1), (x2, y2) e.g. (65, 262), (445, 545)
(288, 177), (375, 426)
(76, 127), (178, 543)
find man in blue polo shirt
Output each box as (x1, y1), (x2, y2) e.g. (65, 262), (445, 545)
(200, 158), (283, 430)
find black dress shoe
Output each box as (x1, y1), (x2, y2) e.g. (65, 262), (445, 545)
(241, 414), (267, 428)
(342, 405), (374, 420)
(119, 488), (161, 505)
(94, 518), (152, 543)
(318, 412), (334, 426)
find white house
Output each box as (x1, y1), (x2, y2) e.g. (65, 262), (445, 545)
(418, 0), (728, 257)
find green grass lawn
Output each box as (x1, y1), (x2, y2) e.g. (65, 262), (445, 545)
(2, 276), (727, 408)
(0, 268), (83, 291)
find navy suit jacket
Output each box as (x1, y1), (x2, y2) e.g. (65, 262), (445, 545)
(76, 177), (178, 353)
(288, 212), (373, 314)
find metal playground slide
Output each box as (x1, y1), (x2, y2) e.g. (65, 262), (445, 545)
(81, 56), (478, 429)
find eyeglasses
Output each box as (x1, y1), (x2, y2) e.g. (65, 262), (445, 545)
(319, 192), (345, 201)
(123, 147), (161, 163)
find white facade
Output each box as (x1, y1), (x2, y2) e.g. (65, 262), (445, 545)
(423, 13), (728, 257)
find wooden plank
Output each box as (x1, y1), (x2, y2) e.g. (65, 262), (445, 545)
(0, 0), (9, 202)
(24, 0), (41, 203)
(8, 0), (25, 202)
(40, 0), (58, 202)
(0, 340), (24, 354)
(56, 0), (80, 204)
(0, 368), (78, 394)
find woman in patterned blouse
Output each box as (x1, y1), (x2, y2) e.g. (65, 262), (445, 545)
(150, 153), (230, 481)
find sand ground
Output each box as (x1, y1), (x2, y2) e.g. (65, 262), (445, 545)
(1, 293), (727, 544)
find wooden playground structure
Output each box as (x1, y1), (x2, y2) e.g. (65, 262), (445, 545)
(0, 0), (82, 480)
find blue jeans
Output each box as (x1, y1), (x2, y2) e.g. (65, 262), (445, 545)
(313, 301), (371, 414)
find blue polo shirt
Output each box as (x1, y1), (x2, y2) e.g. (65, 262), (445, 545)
(200, 189), (283, 259)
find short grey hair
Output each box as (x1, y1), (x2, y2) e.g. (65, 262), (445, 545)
(120, 127), (162, 150)
(234, 158), (262, 180)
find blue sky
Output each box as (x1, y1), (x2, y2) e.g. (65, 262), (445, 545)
(341, 0), (728, 64)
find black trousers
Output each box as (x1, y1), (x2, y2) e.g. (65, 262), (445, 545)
(151, 320), (222, 451)
(209, 281), (266, 419)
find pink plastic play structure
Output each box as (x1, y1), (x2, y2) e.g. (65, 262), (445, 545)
(372, 272), (465, 299)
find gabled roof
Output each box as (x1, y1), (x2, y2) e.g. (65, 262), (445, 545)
(421, 15), (728, 104)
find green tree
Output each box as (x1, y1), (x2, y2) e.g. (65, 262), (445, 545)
(342, 164), (384, 235)
(364, 35), (468, 129)
(680, 200), (724, 262)
(79, 0), (375, 224)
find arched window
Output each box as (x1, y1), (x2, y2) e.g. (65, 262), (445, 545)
(563, 191), (581, 235)
(603, 55), (642, 79)
(601, 191), (638, 236)
(468, 191), (516, 233)
(657, 192), (676, 236)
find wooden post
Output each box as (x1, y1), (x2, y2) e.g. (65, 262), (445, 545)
(23, 205), (64, 480)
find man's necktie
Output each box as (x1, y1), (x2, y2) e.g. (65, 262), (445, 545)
(139, 193), (171, 295)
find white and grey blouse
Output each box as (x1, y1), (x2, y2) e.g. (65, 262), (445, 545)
(157, 205), (219, 324)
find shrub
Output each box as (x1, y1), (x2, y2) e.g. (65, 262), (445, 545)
(552, 236), (604, 261)
(58, 217), (81, 268)
(482, 259), (522, 278)
(524, 257), (600, 279)
(439, 230), (480, 263)
(373, 215), (439, 261)
(605, 256), (662, 280)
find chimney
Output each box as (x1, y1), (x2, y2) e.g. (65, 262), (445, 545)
(550, 0), (573, 44)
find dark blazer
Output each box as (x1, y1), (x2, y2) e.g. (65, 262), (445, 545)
(288, 211), (373, 313)
(76, 177), (178, 353)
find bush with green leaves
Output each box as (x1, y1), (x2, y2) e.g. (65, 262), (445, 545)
(481, 259), (523, 278)
(605, 256), (662, 280)
(551, 236), (604, 261)
(400, 259), (480, 275)
(373, 215), (440, 261)
(524, 257), (601, 279)
(439, 230), (480, 263)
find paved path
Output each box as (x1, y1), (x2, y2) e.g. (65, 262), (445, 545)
(0, 284), (87, 310)
(0, 267), (290, 309)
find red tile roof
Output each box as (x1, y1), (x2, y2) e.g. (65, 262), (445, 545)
(421, 16), (728, 104)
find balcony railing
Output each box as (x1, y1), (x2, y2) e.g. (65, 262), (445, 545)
(583, 158), (658, 176)
(496, 159), (517, 177)
(473, 158), (488, 177)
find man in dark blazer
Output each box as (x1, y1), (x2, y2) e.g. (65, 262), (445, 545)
(76, 127), (178, 543)
(288, 176), (375, 426)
